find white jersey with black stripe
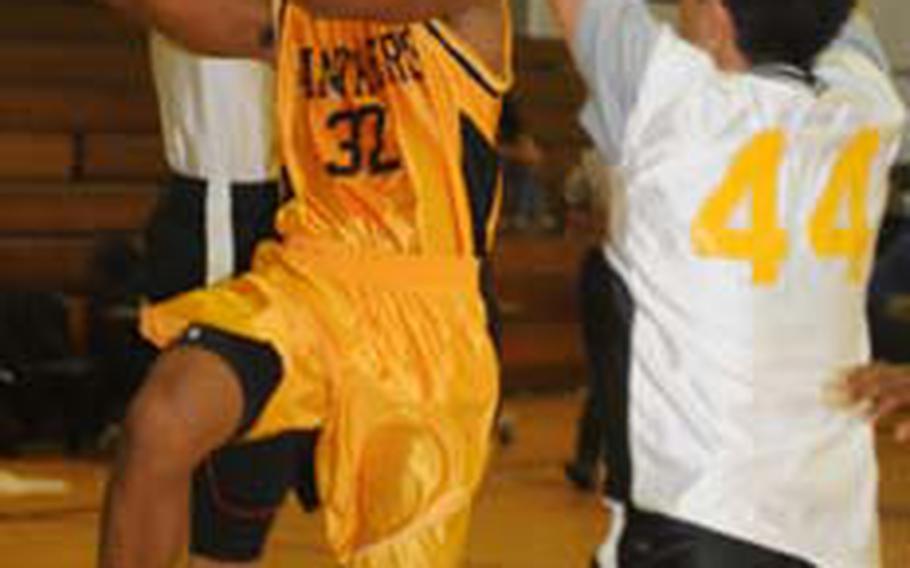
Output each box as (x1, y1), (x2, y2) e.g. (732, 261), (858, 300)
(574, 1), (907, 565)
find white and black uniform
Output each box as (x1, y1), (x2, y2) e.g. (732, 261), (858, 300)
(145, 33), (280, 300)
(572, 1), (907, 566)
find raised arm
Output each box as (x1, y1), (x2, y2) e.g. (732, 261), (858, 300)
(295, 0), (508, 77)
(548, 0), (660, 162)
(293, 0), (477, 21)
(104, 0), (274, 59)
(104, 0), (505, 72)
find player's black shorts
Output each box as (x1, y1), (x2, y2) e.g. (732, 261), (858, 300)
(145, 174), (319, 562)
(600, 507), (816, 568)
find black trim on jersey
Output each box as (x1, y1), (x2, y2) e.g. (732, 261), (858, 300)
(601, 259), (635, 504)
(459, 114), (501, 257)
(424, 22), (500, 99)
(479, 258), (502, 356)
(279, 167), (295, 205)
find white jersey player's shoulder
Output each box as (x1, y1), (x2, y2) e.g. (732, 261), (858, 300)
(816, 16), (907, 131)
(572, 0), (662, 162)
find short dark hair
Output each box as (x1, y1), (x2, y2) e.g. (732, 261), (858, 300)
(723, 0), (856, 70)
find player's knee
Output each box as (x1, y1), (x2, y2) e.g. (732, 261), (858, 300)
(357, 423), (450, 544)
(120, 372), (199, 475)
(120, 396), (188, 476)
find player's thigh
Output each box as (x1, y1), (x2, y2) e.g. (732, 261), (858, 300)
(122, 346), (245, 467)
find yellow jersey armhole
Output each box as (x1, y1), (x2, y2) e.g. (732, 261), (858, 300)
(424, 12), (514, 97)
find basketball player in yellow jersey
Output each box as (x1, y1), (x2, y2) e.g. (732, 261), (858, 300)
(99, 1), (511, 567)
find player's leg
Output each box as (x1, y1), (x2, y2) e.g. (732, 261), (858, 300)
(188, 431), (319, 568)
(100, 326), (284, 568)
(99, 346), (244, 568)
(567, 248), (614, 489)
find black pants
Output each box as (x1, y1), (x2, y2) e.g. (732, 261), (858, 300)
(571, 248), (613, 471)
(602, 508), (816, 568)
(144, 175), (283, 301)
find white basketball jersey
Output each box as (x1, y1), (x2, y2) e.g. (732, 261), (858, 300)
(150, 33), (276, 181)
(603, 28), (906, 567)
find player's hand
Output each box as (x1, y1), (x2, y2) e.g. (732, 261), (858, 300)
(845, 363), (910, 444)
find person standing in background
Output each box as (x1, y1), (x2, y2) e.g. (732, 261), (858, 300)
(563, 147), (615, 491)
(499, 92), (556, 232)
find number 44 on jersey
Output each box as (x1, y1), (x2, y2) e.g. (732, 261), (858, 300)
(691, 128), (882, 286)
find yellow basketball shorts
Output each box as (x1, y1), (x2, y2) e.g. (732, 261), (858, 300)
(140, 241), (500, 566)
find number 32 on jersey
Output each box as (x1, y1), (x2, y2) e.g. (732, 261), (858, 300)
(691, 128), (882, 286)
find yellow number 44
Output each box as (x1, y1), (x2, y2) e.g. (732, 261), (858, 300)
(809, 130), (881, 283)
(692, 128), (882, 286)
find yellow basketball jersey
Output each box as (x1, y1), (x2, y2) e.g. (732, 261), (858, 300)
(275, 4), (512, 257)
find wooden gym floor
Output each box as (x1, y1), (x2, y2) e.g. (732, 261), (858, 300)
(0, 393), (908, 567)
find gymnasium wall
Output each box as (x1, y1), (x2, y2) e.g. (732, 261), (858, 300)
(871, 0), (910, 162)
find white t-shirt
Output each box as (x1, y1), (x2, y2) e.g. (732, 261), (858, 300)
(150, 33), (276, 182)
(574, 1), (907, 565)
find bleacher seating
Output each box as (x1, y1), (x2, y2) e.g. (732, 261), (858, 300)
(0, 1), (159, 301)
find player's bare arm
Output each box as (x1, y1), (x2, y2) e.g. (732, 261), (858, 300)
(846, 364), (910, 444)
(104, 0), (273, 59)
(294, 0), (477, 22)
(294, 0), (508, 77)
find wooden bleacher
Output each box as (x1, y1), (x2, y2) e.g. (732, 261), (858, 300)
(495, 235), (589, 391)
(0, 1), (590, 390)
(514, 37), (588, 192)
(0, 0), (161, 298)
